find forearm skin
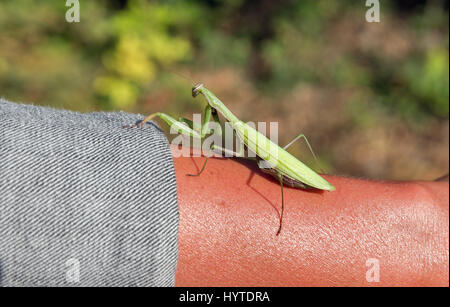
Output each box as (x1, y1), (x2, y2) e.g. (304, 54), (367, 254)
(173, 149), (449, 286)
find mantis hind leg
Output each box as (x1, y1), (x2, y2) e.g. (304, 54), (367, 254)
(284, 133), (326, 174)
(256, 160), (285, 236)
(276, 172), (284, 236)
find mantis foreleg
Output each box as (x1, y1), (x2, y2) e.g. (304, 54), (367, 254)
(186, 106), (223, 176)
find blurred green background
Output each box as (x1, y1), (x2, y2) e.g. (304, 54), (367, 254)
(0, 0), (448, 180)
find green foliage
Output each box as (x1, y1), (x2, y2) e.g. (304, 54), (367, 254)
(402, 49), (449, 117)
(94, 0), (201, 109)
(0, 0), (448, 119)
(0, 0), (110, 110)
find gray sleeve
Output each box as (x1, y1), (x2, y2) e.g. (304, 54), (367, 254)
(0, 99), (178, 287)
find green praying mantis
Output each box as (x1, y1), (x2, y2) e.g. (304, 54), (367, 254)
(125, 84), (335, 235)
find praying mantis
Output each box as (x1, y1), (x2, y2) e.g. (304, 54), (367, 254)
(125, 84), (335, 235)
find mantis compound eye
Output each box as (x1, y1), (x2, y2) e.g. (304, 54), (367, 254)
(192, 83), (204, 97)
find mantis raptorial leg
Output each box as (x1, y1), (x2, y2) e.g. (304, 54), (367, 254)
(186, 106), (223, 176)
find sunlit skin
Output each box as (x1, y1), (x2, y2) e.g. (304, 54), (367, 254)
(173, 147), (449, 286)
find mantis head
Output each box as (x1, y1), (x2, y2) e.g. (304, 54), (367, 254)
(192, 83), (204, 97)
